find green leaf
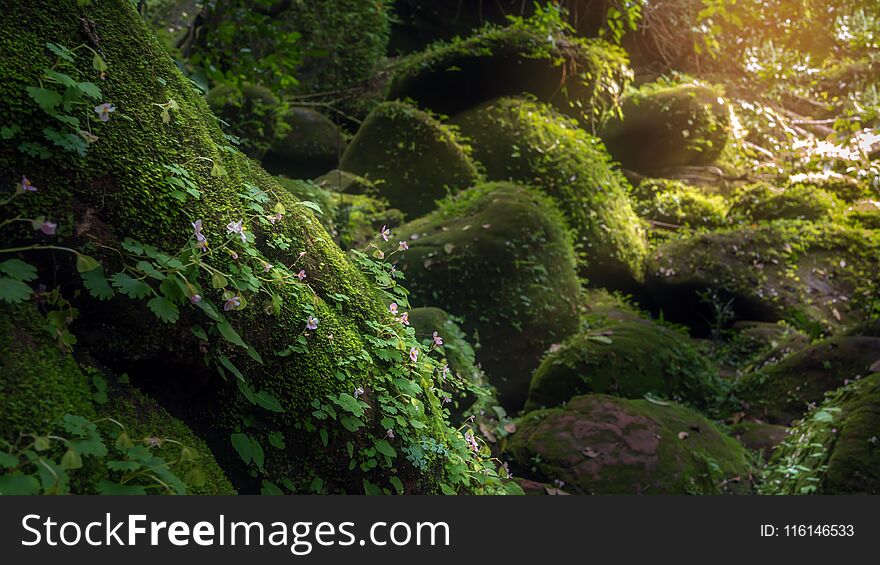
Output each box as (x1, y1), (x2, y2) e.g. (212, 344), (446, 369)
(76, 82), (102, 100)
(0, 277), (32, 303)
(0, 473), (41, 495)
(60, 447), (83, 470)
(210, 272), (228, 289)
(374, 439), (396, 459)
(319, 428), (329, 447)
(44, 69), (78, 88)
(110, 272), (152, 299)
(813, 410), (835, 423)
(147, 296), (179, 324)
(299, 200), (323, 215)
(0, 259), (38, 282)
(254, 390), (284, 413)
(217, 320), (247, 348)
(81, 267), (115, 300)
(268, 431), (286, 450)
(26, 86), (63, 111)
(185, 468), (206, 488)
(588, 335), (613, 345)
(504, 481), (525, 495)
(92, 53), (107, 72)
(251, 438), (265, 471)
(389, 476), (404, 494)
(363, 479), (383, 495)
(230, 433), (252, 465)
(75, 254), (101, 273)
(261, 480), (283, 495)
(45, 42), (74, 62)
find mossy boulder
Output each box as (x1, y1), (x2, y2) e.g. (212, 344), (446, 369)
(631, 178), (728, 232)
(762, 373), (880, 494)
(0, 1), (499, 494)
(453, 97), (647, 289)
(845, 199), (880, 230)
(338, 102), (481, 218)
(0, 304), (234, 495)
(734, 336), (880, 425)
(600, 81), (730, 172)
(646, 221), (880, 334)
(262, 108), (344, 179)
(728, 182), (844, 223)
(721, 321), (809, 373)
(205, 83), (287, 159)
(313, 169), (373, 194)
(525, 320), (721, 413)
(506, 394), (753, 494)
(388, 25), (632, 129)
(730, 422), (789, 461)
(387, 182), (581, 410)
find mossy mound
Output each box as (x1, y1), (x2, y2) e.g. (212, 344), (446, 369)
(506, 394), (753, 494)
(387, 182), (581, 410)
(631, 178), (728, 232)
(728, 182), (844, 223)
(720, 321), (809, 373)
(525, 320), (722, 413)
(338, 102), (481, 218)
(0, 304), (234, 495)
(600, 81), (730, 172)
(646, 221), (880, 333)
(762, 373), (880, 494)
(787, 173), (873, 203)
(844, 199), (880, 230)
(734, 336), (880, 425)
(388, 25), (632, 129)
(453, 97), (647, 289)
(262, 108), (344, 179)
(580, 289), (651, 327)
(0, 1), (497, 494)
(205, 83), (287, 159)
(313, 169), (374, 194)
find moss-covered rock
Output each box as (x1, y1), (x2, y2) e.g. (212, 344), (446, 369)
(631, 178), (728, 232)
(387, 182), (581, 410)
(338, 102), (481, 218)
(646, 221), (880, 333)
(600, 81), (730, 172)
(844, 199), (880, 230)
(762, 373), (880, 494)
(205, 83), (287, 159)
(734, 336), (880, 425)
(728, 182), (844, 223)
(0, 304), (234, 495)
(525, 319), (721, 413)
(0, 1), (499, 494)
(388, 25), (632, 129)
(313, 169), (373, 194)
(719, 320), (809, 374)
(453, 97), (647, 289)
(506, 394), (753, 494)
(730, 422), (789, 461)
(262, 108), (344, 179)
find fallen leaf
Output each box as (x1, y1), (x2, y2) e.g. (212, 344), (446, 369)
(678, 431), (690, 440)
(870, 359), (880, 373)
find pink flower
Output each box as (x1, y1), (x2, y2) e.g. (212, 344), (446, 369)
(399, 312), (409, 326)
(20, 176), (37, 192)
(409, 347), (419, 363)
(192, 220), (208, 251)
(268, 212), (283, 224)
(298, 251), (306, 259)
(398, 241), (409, 251)
(432, 331), (443, 346)
(231, 252), (238, 260)
(306, 316), (318, 331)
(190, 294), (202, 304)
(297, 269), (306, 281)
(39, 221), (57, 235)
(226, 219), (246, 243)
(464, 430), (479, 453)
(224, 295), (241, 311)
(94, 102), (116, 122)
(440, 364), (450, 379)
(263, 263), (273, 273)
(389, 302), (398, 315)
(380, 225), (391, 241)
(386, 428), (395, 439)
(354, 387), (364, 399)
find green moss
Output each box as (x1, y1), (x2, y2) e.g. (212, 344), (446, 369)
(387, 182), (581, 410)
(632, 178), (728, 234)
(647, 221), (880, 332)
(262, 107), (345, 179)
(728, 182), (844, 223)
(730, 422), (789, 461)
(388, 25), (632, 129)
(453, 97), (647, 289)
(525, 319), (722, 413)
(0, 304), (96, 439)
(600, 81), (730, 171)
(844, 199), (880, 230)
(205, 83), (287, 159)
(0, 1), (480, 494)
(338, 101), (481, 218)
(507, 394), (753, 494)
(735, 336), (880, 425)
(762, 373), (880, 494)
